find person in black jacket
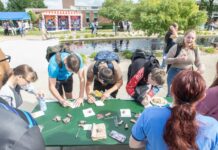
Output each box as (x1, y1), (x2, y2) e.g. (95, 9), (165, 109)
(126, 49), (166, 106)
(0, 49), (45, 150)
(161, 23), (178, 68)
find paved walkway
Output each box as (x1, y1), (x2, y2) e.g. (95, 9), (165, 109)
(0, 37), (217, 111)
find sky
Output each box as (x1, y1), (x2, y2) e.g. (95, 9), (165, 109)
(1, 0), (138, 9)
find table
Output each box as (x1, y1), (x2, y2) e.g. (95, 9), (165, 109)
(34, 99), (144, 148)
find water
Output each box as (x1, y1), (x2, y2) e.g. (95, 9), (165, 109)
(69, 36), (216, 55)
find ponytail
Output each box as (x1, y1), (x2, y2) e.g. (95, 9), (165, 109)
(164, 103), (198, 150)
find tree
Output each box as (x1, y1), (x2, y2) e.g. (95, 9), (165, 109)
(0, 1), (4, 11)
(7, 0), (46, 11)
(99, 0), (133, 34)
(199, 0), (215, 20)
(131, 0), (207, 36)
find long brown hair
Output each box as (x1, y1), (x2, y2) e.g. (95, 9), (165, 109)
(164, 70), (206, 150)
(210, 61), (218, 87)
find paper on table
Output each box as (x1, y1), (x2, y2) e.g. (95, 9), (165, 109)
(31, 111), (45, 118)
(83, 124), (92, 131)
(120, 109), (131, 117)
(94, 100), (104, 106)
(83, 108), (95, 117)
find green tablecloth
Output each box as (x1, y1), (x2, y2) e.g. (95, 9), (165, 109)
(35, 99), (144, 146)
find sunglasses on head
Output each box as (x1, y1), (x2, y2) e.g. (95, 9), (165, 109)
(0, 55), (11, 63)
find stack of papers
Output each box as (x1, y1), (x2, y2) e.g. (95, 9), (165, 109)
(91, 123), (107, 141)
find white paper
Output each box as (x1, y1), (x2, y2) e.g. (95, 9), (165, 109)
(83, 124), (92, 131)
(83, 108), (95, 117)
(31, 111), (45, 118)
(120, 109), (131, 117)
(45, 99), (58, 103)
(94, 100), (104, 106)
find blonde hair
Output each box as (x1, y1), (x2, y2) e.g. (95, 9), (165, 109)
(150, 68), (166, 85)
(182, 29), (197, 49)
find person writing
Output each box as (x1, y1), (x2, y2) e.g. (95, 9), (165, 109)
(48, 48), (85, 107)
(86, 51), (123, 103)
(129, 70), (218, 150)
(126, 49), (166, 106)
(0, 64), (44, 108)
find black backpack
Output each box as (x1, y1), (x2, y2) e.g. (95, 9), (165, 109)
(0, 98), (45, 150)
(93, 51), (120, 75)
(128, 49), (160, 82)
(46, 44), (80, 70)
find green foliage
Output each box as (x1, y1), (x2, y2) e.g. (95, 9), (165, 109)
(80, 53), (87, 64)
(201, 47), (215, 53)
(199, 0), (216, 19)
(99, 24), (113, 29)
(154, 51), (163, 57)
(99, 0), (133, 24)
(122, 50), (133, 59)
(59, 36), (65, 40)
(89, 52), (97, 59)
(28, 11), (37, 23)
(0, 1), (5, 11)
(7, 0), (46, 11)
(131, 0), (207, 36)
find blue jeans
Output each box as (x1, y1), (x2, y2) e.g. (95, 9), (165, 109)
(167, 67), (183, 97)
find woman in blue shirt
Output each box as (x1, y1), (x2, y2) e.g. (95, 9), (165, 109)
(130, 70), (218, 150)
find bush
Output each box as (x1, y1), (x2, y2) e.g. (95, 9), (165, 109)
(80, 53), (87, 64)
(89, 52), (97, 59)
(122, 50), (133, 59)
(59, 36), (65, 40)
(99, 24), (113, 29)
(204, 47), (215, 53)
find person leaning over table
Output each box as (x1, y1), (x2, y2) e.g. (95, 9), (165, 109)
(0, 64), (44, 108)
(129, 70), (218, 150)
(166, 29), (205, 97)
(197, 61), (218, 120)
(0, 49), (45, 150)
(126, 49), (166, 107)
(86, 59), (123, 103)
(48, 51), (85, 107)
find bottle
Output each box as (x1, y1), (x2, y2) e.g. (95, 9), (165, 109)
(39, 98), (47, 111)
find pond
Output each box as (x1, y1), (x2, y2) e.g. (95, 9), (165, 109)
(69, 36), (217, 55)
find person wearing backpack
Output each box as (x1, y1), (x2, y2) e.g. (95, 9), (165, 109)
(126, 49), (166, 107)
(161, 23), (178, 69)
(166, 30), (205, 97)
(47, 44), (85, 107)
(86, 51), (123, 102)
(0, 49), (45, 150)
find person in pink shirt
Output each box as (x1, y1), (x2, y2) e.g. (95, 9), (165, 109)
(197, 61), (218, 120)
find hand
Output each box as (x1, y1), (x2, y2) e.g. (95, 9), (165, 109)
(60, 100), (71, 107)
(74, 98), (84, 107)
(101, 91), (110, 101)
(87, 94), (96, 103)
(177, 54), (187, 62)
(36, 91), (45, 99)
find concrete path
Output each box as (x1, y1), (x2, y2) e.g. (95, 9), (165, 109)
(0, 37), (217, 150)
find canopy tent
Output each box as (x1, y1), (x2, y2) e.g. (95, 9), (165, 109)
(0, 12), (30, 21)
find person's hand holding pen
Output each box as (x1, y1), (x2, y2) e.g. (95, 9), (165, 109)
(74, 97), (84, 107)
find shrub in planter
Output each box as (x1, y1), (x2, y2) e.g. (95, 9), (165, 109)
(122, 50), (133, 59)
(89, 52), (97, 59)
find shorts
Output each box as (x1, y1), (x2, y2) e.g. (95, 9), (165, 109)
(56, 76), (73, 96)
(93, 79), (118, 98)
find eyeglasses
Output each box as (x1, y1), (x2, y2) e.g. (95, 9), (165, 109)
(0, 55), (11, 63)
(23, 77), (31, 84)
